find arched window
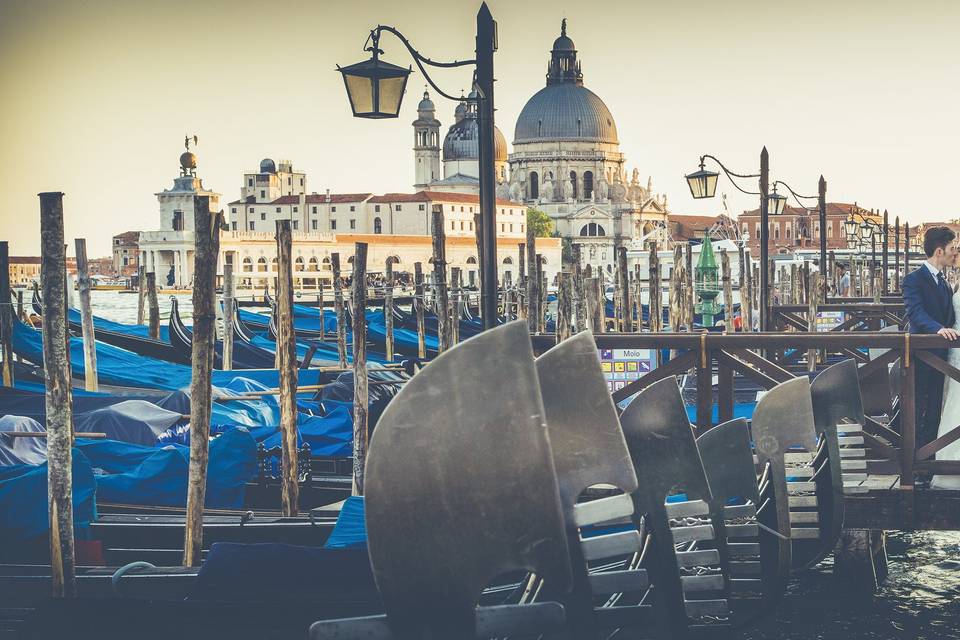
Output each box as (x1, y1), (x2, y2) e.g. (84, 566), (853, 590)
(242, 257), (253, 273)
(774, 225), (780, 240)
(529, 171), (539, 200)
(570, 171), (578, 199)
(271, 257), (278, 271)
(321, 257), (331, 270)
(583, 171), (594, 199)
(466, 256), (477, 264)
(386, 255), (400, 266)
(347, 256), (355, 265)
(539, 256), (548, 265)
(257, 257), (267, 272)
(295, 256), (305, 271)
(503, 256), (513, 265)
(374, 217), (382, 234)
(308, 257), (319, 272)
(579, 223), (606, 237)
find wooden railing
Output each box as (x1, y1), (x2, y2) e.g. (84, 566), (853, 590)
(531, 331), (958, 500)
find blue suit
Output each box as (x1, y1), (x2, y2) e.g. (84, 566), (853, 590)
(902, 265), (955, 446)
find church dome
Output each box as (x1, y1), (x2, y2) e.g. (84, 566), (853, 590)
(417, 90), (435, 112)
(259, 158), (276, 173)
(513, 19), (618, 145)
(514, 84), (618, 144)
(442, 100), (507, 162)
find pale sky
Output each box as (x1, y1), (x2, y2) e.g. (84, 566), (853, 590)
(2, 0), (957, 257)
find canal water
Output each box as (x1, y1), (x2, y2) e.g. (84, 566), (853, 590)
(85, 292), (960, 638)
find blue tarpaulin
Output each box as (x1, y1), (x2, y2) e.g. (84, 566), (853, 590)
(77, 427), (257, 508)
(323, 496), (367, 550)
(0, 448), (97, 541)
(10, 319), (324, 391)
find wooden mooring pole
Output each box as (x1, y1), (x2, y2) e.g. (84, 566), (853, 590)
(0, 242), (14, 387)
(352, 243), (369, 496)
(136, 265), (146, 325)
(720, 249), (733, 331)
(39, 191), (75, 597)
(557, 271), (572, 343)
(413, 262), (426, 359)
(74, 239), (98, 392)
(183, 196), (222, 566)
(526, 225), (538, 332)
(222, 254), (235, 371)
(276, 220), (299, 516)
(384, 258), (395, 361)
(331, 253), (348, 369)
(743, 251), (754, 332)
(450, 266), (461, 345)
(618, 246), (631, 332)
(431, 207), (450, 353)
(146, 271), (160, 340)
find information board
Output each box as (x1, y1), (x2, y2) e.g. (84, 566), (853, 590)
(599, 348), (655, 392)
(815, 311), (845, 332)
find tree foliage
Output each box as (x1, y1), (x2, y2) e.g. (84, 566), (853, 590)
(526, 208), (554, 238)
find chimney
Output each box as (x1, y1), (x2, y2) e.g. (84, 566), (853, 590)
(325, 189), (331, 203)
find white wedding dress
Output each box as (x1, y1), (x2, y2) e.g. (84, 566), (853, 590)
(932, 290), (960, 490)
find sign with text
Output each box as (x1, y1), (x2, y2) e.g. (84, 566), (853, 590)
(599, 348), (655, 392)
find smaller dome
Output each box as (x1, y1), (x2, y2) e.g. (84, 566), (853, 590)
(552, 35), (575, 51)
(259, 158), (276, 173)
(417, 90), (435, 112)
(454, 101), (468, 123)
(179, 152), (197, 170)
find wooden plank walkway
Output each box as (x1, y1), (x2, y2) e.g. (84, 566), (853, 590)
(844, 474), (960, 530)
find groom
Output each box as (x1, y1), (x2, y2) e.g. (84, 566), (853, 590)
(902, 225), (958, 447)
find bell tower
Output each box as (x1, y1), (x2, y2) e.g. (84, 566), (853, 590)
(413, 89), (441, 190)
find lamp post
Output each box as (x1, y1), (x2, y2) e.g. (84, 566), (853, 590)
(338, 3), (500, 330)
(765, 178), (827, 300)
(685, 148), (774, 330)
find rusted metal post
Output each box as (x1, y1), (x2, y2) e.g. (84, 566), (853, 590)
(721, 249), (733, 332)
(184, 196), (222, 566)
(0, 242), (14, 387)
(146, 271), (160, 340)
(557, 271), (572, 343)
(414, 262), (426, 359)
(275, 220), (299, 516)
(39, 192), (75, 597)
(352, 243), (369, 495)
(431, 206), (450, 352)
(526, 224), (538, 332)
(222, 254), (235, 371)
(74, 239), (98, 392)
(331, 253), (348, 369)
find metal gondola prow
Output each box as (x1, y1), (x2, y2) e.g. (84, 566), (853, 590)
(311, 321), (572, 638)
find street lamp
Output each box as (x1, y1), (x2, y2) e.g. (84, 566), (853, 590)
(338, 4), (500, 330)
(685, 162), (720, 199)
(767, 187), (788, 216)
(337, 49), (412, 119)
(684, 150), (771, 330)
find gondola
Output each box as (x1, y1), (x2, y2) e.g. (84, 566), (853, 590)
(32, 288), (186, 365)
(167, 297), (276, 369)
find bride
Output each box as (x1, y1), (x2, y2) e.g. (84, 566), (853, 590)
(933, 250), (960, 490)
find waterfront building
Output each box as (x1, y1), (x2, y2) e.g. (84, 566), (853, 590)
(7, 257), (76, 288)
(738, 202), (884, 255)
(138, 147), (221, 288)
(112, 231), (140, 277)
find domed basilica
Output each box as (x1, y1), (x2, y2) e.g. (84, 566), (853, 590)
(413, 19), (670, 273)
